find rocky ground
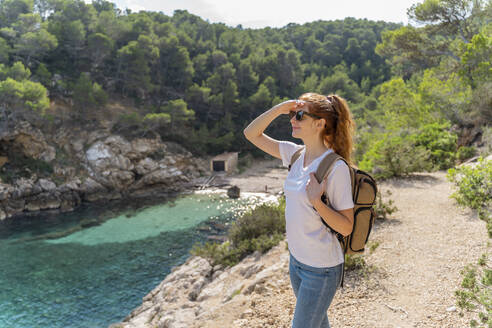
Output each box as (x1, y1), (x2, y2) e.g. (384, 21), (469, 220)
(111, 157), (489, 328)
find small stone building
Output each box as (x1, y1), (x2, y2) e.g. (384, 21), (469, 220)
(210, 152), (238, 173)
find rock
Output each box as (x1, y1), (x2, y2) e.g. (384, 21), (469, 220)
(130, 168), (186, 190)
(37, 179), (57, 192)
(223, 282), (245, 303)
(25, 192), (61, 211)
(239, 263), (265, 279)
(128, 138), (166, 160)
(241, 308), (254, 318)
(61, 178), (82, 191)
(0, 156), (7, 167)
(79, 177), (107, 195)
(196, 278), (228, 302)
(188, 276), (208, 301)
(12, 178), (34, 198)
(446, 305), (456, 312)
(227, 185), (240, 199)
(5, 123), (56, 162)
(0, 183), (13, 201)
(243, 260), (285, 295)
(156, 315), (174, 328)
(4, 198), (25, 216)
(134, 157), (159, 175)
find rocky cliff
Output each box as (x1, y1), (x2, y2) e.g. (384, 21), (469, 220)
(0, 120), (209, 220)
(108, 240), (290, 328)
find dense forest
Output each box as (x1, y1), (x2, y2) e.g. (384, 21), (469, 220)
(0, 0), (490, 179)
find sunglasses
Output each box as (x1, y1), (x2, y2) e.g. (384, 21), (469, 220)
(289, 110), (322, 121)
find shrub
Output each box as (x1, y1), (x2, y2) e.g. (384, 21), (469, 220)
(446, 156), (492, 232)
(456, 146), (477, 162)
(410, 121), (458, 170)
(455, 262), (492, 327)
(359, 129), (433, 180)
(190, 196), (286, 268)
(478, 125), (492, 157)
(368, 240), (380, 254)
(0, 151), (53, 184)
(374, 189), (398, 220)
(448, 156), (492, 327)
(344, 254), (366, 271)
(228, 201), (285, 248)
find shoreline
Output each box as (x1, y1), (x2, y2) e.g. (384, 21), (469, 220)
(0, 158), (286, 224)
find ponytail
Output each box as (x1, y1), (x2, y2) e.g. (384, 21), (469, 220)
(326, 95), (356, 168)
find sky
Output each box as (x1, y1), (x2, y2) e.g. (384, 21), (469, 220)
(106, 0), (422, 29)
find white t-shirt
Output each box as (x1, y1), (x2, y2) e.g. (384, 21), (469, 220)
(279, 140), (354, 268)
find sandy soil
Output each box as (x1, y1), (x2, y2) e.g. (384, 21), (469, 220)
(190, 158), (489, 327)
(195, 158), (288, 195)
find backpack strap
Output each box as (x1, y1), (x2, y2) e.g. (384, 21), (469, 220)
(288, 146), (305, 171)
(313, 151), (353, 289)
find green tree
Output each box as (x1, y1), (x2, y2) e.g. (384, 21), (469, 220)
(459, 31), (492, 88)
(116, 34), (159, 98)
(13, 28), (58, 67)
(0, 61), (31, 81)
(184, 83), (210, 122)
(158, 34), (194, 94)
(249, 83), (271, 113)
(157, 98), (195, 134)
(87, 32), (114, 70)
(0, 0), (33, 28)
(236, 60), (258, 98)
(0, 77), (49, 112)
(376, 0), (491, 77)
(73, 73), (108, 110)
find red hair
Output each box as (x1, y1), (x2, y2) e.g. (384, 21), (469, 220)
(298, 92), (356, 167)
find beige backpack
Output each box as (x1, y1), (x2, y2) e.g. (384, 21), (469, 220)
(288, 146), (378, 287)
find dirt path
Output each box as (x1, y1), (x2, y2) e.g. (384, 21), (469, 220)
(196, 159), (489, 327)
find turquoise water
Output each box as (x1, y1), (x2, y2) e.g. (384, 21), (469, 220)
(0, 191), (272, 328)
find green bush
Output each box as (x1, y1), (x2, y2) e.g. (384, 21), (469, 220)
(457, 146), (478, 162)
(478, 126), (492, 157)
(190, 196), (286, 268)
(410, 121), (458, 170)
(446, 156), (492, 230)
(228, 201), (285, 248)
(344, 254), (366, 271)
(0, 151), (53, 184)
(359, 122), (461, 179)
(455, 262), (492, 327)
(448, 156), (492, 327)
(374, 189), (398, 220)
(359, 129), (433, 180)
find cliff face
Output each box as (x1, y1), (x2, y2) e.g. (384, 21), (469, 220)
(0, 120), (208, 220)
(108, 240), (291, 328)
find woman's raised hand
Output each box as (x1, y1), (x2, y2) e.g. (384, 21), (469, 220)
(274, 99), (306, 115)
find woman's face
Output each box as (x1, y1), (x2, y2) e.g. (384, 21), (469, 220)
(290, 103), (322, 138)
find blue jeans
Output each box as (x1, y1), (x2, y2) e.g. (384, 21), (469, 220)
(289, 252), (343, 328)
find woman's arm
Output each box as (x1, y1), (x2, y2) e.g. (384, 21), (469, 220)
(243, 100), (301, 159)
(312, 201), (354, 237)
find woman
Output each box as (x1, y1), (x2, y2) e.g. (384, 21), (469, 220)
(243, 92), (356, 328)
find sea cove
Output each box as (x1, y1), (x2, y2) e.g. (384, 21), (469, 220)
(0, 190), (276, 328)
